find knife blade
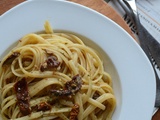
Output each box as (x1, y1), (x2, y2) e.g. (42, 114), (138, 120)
(139, 24), (160, 69)
(137, 19), (160, 107)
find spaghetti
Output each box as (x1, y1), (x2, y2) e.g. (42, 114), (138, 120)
(0, 21), (116, 120)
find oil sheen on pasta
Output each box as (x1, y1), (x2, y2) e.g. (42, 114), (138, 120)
(0, 21), (116, 120)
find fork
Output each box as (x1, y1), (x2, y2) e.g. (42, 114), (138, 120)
(117, 0), (160, 108)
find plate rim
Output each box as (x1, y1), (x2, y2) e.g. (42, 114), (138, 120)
(0, 0), (156, 120)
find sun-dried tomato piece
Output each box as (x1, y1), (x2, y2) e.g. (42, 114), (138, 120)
(3, 52), (20, 65)
(70, 104), (79, 120)
(50, 75), (82, 96)
(14, 78), (31, 116)
(40, 56), (60, 72)
(32, 102), (51, 112)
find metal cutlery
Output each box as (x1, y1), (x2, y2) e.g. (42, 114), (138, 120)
(116, 0), (160, 107)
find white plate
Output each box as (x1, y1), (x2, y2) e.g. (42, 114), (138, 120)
(0, 0), (156, 120)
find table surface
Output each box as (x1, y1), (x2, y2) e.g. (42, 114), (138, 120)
(0, 0), (160, 119)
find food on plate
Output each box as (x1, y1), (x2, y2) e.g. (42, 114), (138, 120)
(0, 21), (116, 120)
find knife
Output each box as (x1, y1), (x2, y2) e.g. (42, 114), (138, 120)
(115, 0), (160, 107)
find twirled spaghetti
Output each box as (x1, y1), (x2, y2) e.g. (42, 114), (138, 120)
(0, 21), (116, 120)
